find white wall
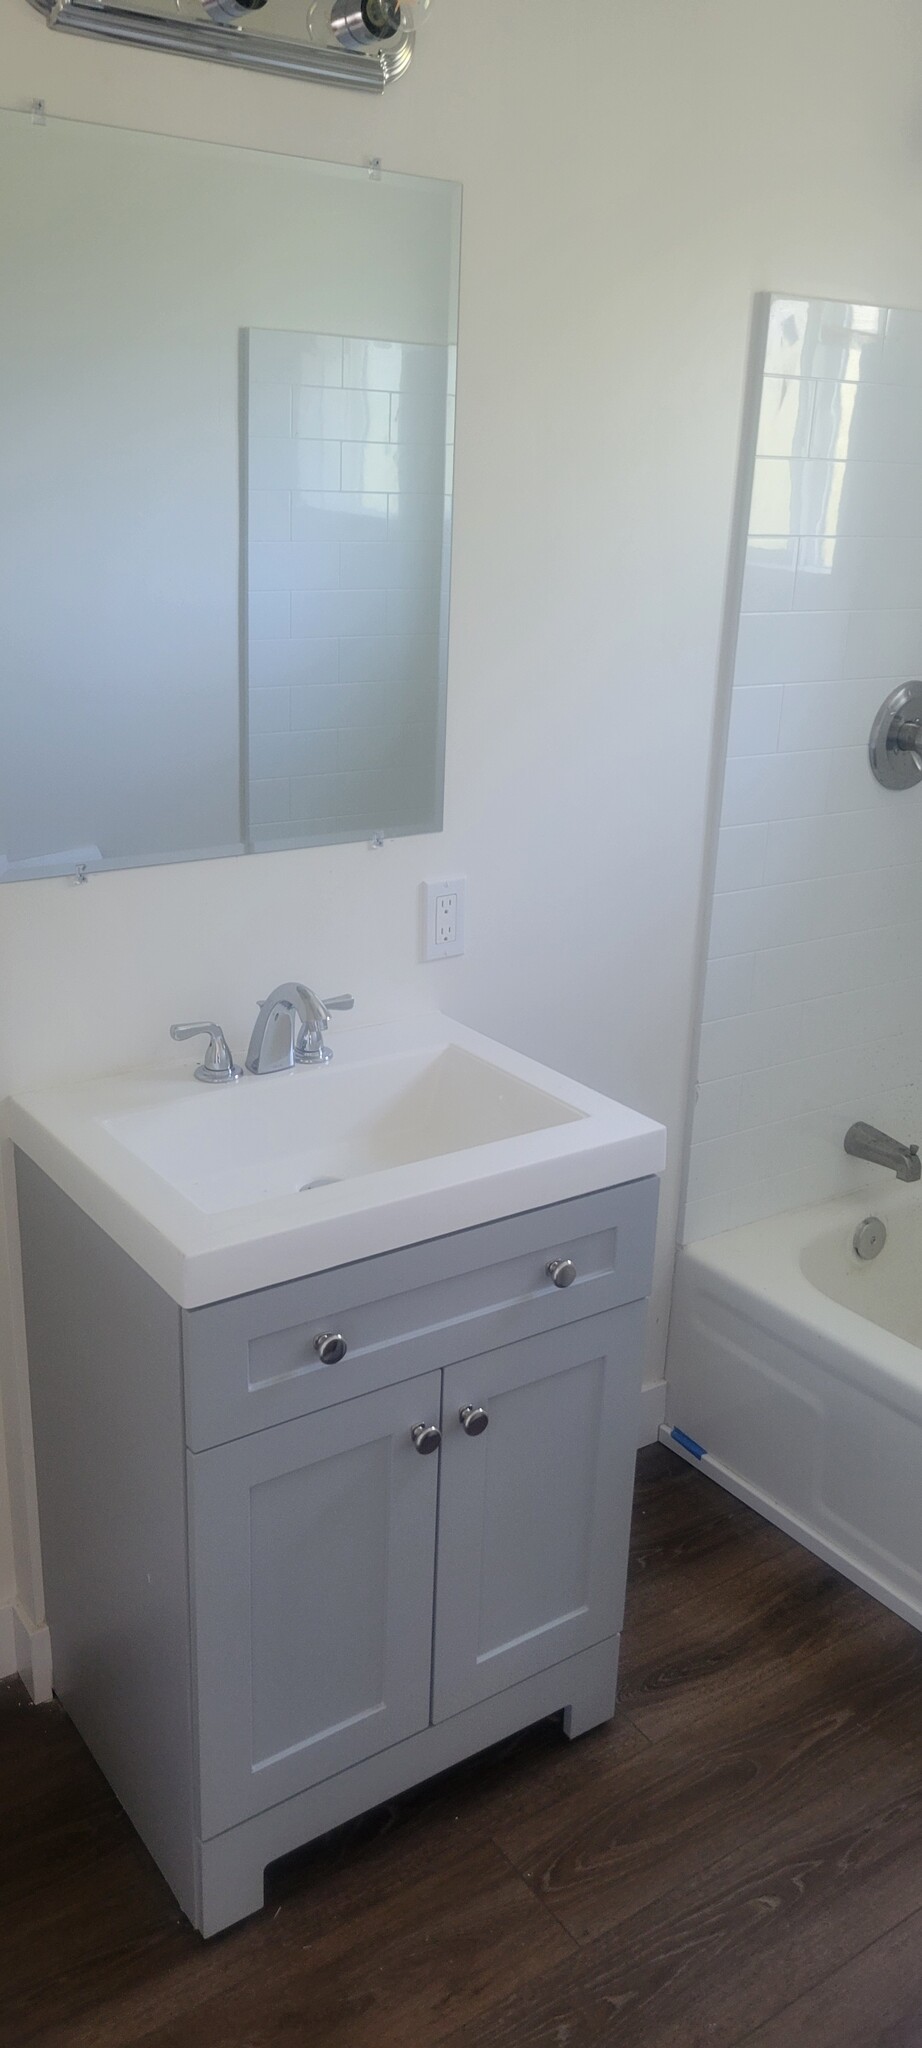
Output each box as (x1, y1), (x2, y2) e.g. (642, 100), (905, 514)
(4, 0), (922, 1643)
(686, 294), (922, 1241)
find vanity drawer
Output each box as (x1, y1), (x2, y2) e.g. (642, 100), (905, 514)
(182, 1178), (658, 1450)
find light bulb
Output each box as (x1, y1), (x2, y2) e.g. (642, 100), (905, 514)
(202, 0), (267, 22)
(307, 0), (432, 48)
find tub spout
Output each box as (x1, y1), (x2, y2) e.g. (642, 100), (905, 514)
(844, 1121), (921, 1182)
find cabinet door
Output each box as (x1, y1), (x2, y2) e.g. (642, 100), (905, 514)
(189, 1373), (442, 1837)
(432, 1308), (642, 1722)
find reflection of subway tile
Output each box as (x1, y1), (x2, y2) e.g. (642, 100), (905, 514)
(253, 730), (338, 779)
(248, 381), (292, 438)
(249, 438), (342, 491)
(248, 329), (343, 387)
(248, 590), (290, 641)
(339, 541), (438, 589)
(342, 441), (447, 494)
(343, 339), (446, 395)
(249, 777), (290, 826)
(339, 543), (391, 589)
(752, 455), (922, 541)
(249, 490), (291, 543)
(340, 443), (401, 493)
(291, 588), (386, 638)
(756, 376), (817, 459)
(291, 491), (388, 543)
(337, 637), (393, 686)
(337, 727), (391, 771)
(881, 307), (922, 382)
(390, 389), (449, 442)
(289, 684), (395, 734)
(249, 639), (339, 689)
(764, 297), (886, 383)
(386, 584), (442, 635)
(290, 686), (342, 731)
(388, 493), (448, 540)
(294, 388), (390, 441)
(337, 633), (437, 686)
(249, 542), (341, 591)
(289, 769), (378, 827)
(249, 688), (290, 735)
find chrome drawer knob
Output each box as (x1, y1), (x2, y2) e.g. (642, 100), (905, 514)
(460, 1405), (489, 1437)
(314, 1332), (347, 1366)
(411, 1423), (442, 1456)
(547, 1256), (577, 1289)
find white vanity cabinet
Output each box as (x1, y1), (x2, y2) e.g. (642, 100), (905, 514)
(17, 1153), (658, 1937)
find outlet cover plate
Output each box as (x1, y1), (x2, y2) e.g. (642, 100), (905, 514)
(421, 877), (466, 961)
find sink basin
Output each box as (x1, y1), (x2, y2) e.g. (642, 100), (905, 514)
(103, 1042), (584, 1215)
(7, 1013), (665, 1306)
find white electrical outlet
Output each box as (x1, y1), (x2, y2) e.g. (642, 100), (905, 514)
(421, 877), (466, 961)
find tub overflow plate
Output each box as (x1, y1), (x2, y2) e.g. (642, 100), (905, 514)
(853, 1215), (887, 1261)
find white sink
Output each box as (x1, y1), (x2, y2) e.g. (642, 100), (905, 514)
(102, 1041), (585, 1214)
(7, 1013), (665, 1307)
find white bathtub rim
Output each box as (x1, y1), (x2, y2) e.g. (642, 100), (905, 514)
(658, 1424), (922, 1635)
(679, 1191), (922, 1415)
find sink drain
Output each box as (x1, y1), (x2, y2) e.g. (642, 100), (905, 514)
(299, 1175), (340, 1192)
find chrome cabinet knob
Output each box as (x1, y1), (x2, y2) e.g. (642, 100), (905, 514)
(547, 1256), (577, 1289)
(459, 1405), (489, 1437)
(411, 1423), (442, 1455)
(314, 1332), (347, 1366)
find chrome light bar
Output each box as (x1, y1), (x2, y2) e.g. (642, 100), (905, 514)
(29, 0), (415, 90)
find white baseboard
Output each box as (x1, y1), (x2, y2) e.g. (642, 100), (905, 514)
(637, 1379), (667, 1447)
(11, 1602), (52, 1702)
(0, 1603), (15, 1681)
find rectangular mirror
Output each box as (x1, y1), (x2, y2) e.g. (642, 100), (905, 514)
(0, 110), (461, 880)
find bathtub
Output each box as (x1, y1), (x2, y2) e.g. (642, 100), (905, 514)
(665, 1188), (922, 1630)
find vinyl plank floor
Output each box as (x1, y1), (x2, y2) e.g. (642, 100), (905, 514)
(4, 1444), (921, 2048)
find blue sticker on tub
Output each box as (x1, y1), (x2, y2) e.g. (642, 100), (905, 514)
(671, 1426), (706, 1460)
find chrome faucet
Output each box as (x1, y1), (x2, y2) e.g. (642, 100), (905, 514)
(844, 1121), (921, 1182)
(170, 1021), (242, 1084)
(246, 983), (355, 1077)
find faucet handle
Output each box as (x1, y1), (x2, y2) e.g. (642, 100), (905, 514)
(170, 1021), (243, 1085)
(295, 993), (355, 1067)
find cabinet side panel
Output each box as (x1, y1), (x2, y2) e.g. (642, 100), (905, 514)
(16, 1151), (196, 1921)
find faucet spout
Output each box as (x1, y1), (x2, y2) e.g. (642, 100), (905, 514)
(844, 1121), (921, 1182)
(246, 983), (355, 1076)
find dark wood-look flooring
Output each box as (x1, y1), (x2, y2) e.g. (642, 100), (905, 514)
(5, 1445), (922, 2048)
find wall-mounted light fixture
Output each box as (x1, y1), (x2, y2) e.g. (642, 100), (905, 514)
(27, 0), (433, 90)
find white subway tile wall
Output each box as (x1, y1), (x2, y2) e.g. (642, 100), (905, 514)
(685, 294), (922, 1241)
(245, 328), (453, 844)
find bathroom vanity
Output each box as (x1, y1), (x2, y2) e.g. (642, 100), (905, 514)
(10, 1015), (664, 1936)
